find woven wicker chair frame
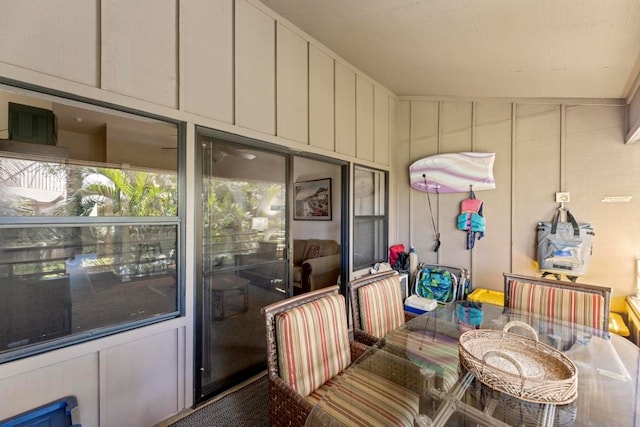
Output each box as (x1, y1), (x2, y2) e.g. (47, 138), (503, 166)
(261, 285), (367, 427)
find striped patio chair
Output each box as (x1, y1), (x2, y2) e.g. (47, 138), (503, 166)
(349, 272), (459, 392)
(262, 286), (419, 427)
(349, 271), (416, 346)
(503, 273), (611, 332)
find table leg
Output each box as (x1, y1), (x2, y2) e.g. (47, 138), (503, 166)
(418, 368), (436, 415)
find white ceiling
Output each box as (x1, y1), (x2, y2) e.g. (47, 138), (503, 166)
(261, 0), (640, 99)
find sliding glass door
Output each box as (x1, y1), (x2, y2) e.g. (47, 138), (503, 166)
(196, 131), (288, 401)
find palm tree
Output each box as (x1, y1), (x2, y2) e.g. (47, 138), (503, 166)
(0, 157), (70, 274)
(79, 167), (177, 217)
(77, 166), (178, 277)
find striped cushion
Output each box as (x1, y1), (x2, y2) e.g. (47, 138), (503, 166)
(306, 367), (419, 426)
(385, 328), (460, 392)
(276, 294), (351, 397)
(508, 280), (605, 329)
(358, 276), (405, 338)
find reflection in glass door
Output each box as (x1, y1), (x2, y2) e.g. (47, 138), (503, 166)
(197, 135), (288, 400)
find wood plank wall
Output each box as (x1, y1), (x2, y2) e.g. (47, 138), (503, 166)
(394, 100), (640, 312)
(2, 1), (640, 424)
(0, 1), (398, 425)
(0, 0), (396, 168)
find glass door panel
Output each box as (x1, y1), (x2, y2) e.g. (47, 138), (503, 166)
(199, 136), (288, 398)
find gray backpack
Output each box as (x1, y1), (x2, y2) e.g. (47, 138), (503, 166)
(536, 209), (594, 280)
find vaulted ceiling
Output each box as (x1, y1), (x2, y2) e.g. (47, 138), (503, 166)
(261, 0), (640, 99)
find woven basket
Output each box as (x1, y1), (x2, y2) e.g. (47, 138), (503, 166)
(459, 320), (578, 404)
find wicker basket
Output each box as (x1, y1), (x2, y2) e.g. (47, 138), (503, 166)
(459, 320), (578, 404)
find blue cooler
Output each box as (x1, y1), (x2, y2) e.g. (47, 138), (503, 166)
(0, 396), (80, 427)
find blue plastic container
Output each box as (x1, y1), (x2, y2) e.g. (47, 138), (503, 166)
(0, 396), (80, 427)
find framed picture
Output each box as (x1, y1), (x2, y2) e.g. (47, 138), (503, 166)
(294, 178), (332, 220)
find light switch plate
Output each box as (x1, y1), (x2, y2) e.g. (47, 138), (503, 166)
(555, 192), (570, 203)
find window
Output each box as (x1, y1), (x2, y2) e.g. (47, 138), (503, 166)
(0, 85), (182, 362)
(353, 165), (388, 270)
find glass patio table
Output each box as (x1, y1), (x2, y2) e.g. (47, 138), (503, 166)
(306, 301), (640, 426)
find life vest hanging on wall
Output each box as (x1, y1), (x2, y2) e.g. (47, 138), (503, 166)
(457, 190), (485, 250)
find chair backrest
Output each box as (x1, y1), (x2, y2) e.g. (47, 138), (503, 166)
(503, 273), (611, 331)
(349, 271), (405, 339)
(261, 286), (351, 397)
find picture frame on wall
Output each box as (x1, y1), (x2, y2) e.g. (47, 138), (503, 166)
(294, 178), (332, 220)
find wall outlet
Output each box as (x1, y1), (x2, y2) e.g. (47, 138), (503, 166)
(555, 192), (570, 203)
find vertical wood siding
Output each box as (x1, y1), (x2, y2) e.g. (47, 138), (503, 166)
(0, 1), (396, 425)
(395, 99), (638, 313)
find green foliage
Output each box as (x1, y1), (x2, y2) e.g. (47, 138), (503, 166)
(203, 178), (285, 258)
(79, 167), (177, 217)
(204, 181), (250, 232)
(0, 157), (178, 218)
(203, 180), (283, 234)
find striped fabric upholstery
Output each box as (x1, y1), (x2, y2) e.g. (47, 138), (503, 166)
(275, 294), (351, 397)
(508, 280), (605, 330)
(358, 276), (405, 338)
(306, 367), (419, 426)
(385, 328), (460, 392)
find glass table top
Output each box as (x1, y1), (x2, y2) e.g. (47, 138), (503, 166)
(307, 301), (640, 426)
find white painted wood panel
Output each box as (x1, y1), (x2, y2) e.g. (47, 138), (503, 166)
(440, 101), (473, 153)
(410, 101), (439, 161)
(512, 104), (560, 273)
(181, 0), (233, 123)
(388, 97), (397, 147)
(277, 24), (308, 143)
(473, 103), (513, 288)
(309, 45), (335, 151)
(356, 76), (374, 161)
(335, 62), (356, 157)
(101, 330), (179, 427)
(236, 0), (276, 135)
(393, 100), (410, 246)
(409, 101), (439, 263)
(0, 1), (98, 87)
(395, 100), (411, 247)
(397, 100), (411, 146)
(374, 87), (389, 165)
(438, 102), (472, 268)
(0, 354), (99, 426)
(566, 104), (636, 303)
(101, 0), (177, 108)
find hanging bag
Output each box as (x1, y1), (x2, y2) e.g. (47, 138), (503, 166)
(536, 209), (594, 278)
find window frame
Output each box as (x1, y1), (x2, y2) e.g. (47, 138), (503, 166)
(352, 164), (388, 271)
(0, 80), (186, 364)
